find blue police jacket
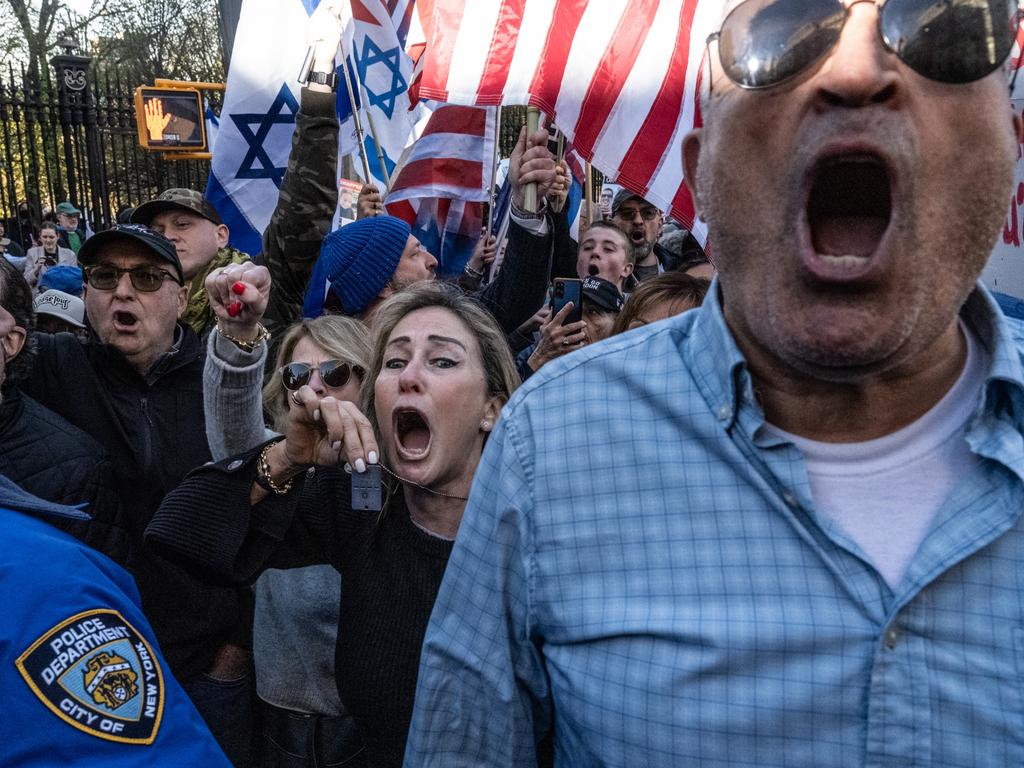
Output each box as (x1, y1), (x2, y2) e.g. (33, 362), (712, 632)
(0, 476), (230, 766)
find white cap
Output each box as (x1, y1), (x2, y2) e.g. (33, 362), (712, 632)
(33, 289), (86, 328)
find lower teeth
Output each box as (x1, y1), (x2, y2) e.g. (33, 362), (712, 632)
(820, 254), (868, 268)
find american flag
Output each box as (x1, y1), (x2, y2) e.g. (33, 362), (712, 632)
(414, 0), (718, 232)
(385, 104), (497, 275)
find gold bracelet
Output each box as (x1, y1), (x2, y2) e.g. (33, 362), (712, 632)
(256, 440), (294, 495)
(217, 321), (270, 352)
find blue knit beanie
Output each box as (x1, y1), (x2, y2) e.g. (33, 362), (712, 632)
(303, 216), (411, 318)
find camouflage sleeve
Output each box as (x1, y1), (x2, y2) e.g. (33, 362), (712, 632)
(261, 86), (339, 338)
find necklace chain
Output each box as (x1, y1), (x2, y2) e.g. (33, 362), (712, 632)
(376, 462), (469, 502)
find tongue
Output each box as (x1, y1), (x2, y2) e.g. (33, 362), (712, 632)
(811, 215), (887, 257)
(403, 427), (430, 451)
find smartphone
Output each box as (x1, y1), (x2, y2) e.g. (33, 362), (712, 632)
(551, 278), (582, 325)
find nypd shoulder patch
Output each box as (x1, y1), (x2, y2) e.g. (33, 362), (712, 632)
(15, 609), (165, 744)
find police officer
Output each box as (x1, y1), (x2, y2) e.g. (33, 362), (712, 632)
(0, 475), (230, 766)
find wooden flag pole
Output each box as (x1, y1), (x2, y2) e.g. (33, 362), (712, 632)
(485, 106), (503, 237)
(523, 106), (540, 212)
(338, 36), (373, 185)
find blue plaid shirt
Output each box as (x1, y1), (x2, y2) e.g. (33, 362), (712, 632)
(404, 284), (1024, 768)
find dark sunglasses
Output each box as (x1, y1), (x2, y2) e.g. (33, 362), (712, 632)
(84, 264), (180, 292)
(708, 0), (1019, 90)
(280, 360), (364, 391)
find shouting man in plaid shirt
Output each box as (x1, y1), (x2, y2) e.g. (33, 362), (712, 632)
(405, 0), (1024, 766)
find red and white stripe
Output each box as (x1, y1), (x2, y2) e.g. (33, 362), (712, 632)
(384, 104), (497, 204)
(417, 0), (721, 229)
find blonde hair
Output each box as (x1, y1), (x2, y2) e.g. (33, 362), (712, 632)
(263, 315), (372, 433)
(360, 282), (519, 447)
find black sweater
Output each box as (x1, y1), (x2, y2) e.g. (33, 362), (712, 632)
(148, 445), (453, 768)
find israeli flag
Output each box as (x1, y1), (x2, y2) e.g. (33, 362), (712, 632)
(208, 0), (421, 257)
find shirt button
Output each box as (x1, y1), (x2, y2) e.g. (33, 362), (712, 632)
(782, 492), (798, 508)
(717, 404), (733, 421)
(884, 627), (899, 649)
(226, 460), (243, 471)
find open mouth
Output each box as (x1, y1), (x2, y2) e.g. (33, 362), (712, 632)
(587, 263), (600, 277)
(112, 310), (139, 331)
(807, 153), (891, 269)
(628, 228), (646, 244)
(394, 408), (432, 458)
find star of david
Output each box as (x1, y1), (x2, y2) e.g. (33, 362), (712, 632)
(230, 84), (298, 188)
(356, 38), (406, 120)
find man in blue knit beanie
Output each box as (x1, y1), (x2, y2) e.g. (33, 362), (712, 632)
(302, 215), (437, 322)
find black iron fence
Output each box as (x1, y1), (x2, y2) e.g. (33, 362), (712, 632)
(0, 54), (215, 242)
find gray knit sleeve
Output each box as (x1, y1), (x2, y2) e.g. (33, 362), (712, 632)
(203, 330), (276, 461)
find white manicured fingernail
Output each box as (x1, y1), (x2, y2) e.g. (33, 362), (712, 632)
(331, 440), (342, 451)
(343, 462), (352, 474)
(368, 451), (378, 465)
(314, 409), (321, 422)
(355, 458), (366, 474)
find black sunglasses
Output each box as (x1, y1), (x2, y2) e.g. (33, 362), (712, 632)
(280, 360), (364, 391)
(708, 0), (1019, 90)
(84, 264), (180, 292)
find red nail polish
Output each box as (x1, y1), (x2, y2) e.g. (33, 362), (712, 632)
(227, 301), (242, 317)
(231, 282), (246, 295)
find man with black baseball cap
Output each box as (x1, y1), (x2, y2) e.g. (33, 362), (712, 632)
(22, 223), (256, 764)
(131, 188), (249, 336)
(520, 275), (625, 379)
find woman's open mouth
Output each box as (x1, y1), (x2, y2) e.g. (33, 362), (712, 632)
(804, 152), (892, 280)
(394, 408), (432, 459)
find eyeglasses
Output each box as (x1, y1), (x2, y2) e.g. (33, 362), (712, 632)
(280, 360), (364, 391)
(707, 0), (1019, 90)
(84, 264), (180, 292)
(615, 207), (661, 221)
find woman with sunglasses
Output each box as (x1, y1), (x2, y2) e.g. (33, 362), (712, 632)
(151, 280), (519, 768)
(201, 261), (371, 767)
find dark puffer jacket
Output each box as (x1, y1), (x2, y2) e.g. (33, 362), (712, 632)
(0, 388), (125, 560)
(21, 327), (252, 680)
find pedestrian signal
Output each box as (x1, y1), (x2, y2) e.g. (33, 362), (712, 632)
(134, 87), (206, 151)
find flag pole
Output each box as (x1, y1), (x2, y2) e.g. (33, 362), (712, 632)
(337, 36), (374, 184)
(523, 106), (540, 212)
(584, 160), (593, 227)
(363, 108), (392, 191)
(485, 106), (503, 236)
(549, 129), (566, 213)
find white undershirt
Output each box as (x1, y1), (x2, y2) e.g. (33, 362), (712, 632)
(763, 323), (987, 589)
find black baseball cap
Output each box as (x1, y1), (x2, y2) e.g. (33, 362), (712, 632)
(582, 276), (624, 313)
(77, 224), (185, 284)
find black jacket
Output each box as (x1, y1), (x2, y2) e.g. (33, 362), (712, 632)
(0, 388), (125, 560)
(22, 327), (252, 680)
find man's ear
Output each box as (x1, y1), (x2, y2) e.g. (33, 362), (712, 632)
(175, 284), (188, 318)
(682, 129), (705, 221)
(378, 283), (395, 301)
(215, 224), (230, 249)
(2, 324), (26, 362)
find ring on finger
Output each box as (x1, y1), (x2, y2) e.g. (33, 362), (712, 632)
(291, 391), (303, 406)
(562, 338), (570, 347)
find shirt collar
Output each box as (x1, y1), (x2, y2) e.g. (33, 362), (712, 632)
(686, 278), (750, 431)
